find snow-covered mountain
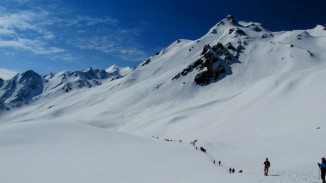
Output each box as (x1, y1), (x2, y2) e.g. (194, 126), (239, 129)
(0, 66), (129, 110)
(42, 67), (118, 94)
(0, 70), (43, 107)
(1, 16), (326, 183)
(106, 65), (133, 77)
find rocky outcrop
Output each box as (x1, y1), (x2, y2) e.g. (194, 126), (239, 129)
(173, 42), (242, 85)
(0, 78), (3, 88)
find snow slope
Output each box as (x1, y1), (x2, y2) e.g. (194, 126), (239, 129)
(0, 16), (326, 183)
(0, 68), (17, 80)
(1, 120), (323, 183)
(0, 121), (220, 183)
(106, 65), (133, 77)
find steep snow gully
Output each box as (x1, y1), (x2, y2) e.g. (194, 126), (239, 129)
(1, 16), (326, 183)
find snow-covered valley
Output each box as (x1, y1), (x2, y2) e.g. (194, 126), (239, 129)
(0, 16), (326, 183)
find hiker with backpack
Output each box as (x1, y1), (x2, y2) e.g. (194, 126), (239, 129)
(264, 158), (271, 176)
(318, 157), (326, 183)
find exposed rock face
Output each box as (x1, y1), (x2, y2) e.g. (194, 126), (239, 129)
(225, 15), (238, 25)
(141, 58), (151, 66)
(0, 70), (43, 106)
(173, 42), (242, 85)
(0, 78), (3, 88)
(246, 23), (263, 32)
(229, 28), (246, 35)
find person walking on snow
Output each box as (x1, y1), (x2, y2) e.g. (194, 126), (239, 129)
(318, 157), (326, 183)
(264, 158), (271, 176)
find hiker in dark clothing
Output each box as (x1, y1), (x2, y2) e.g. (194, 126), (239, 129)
(213, 160), (216, 165)
(232, 168), (235, 173)
(218, 161), (221, 166)
(200, 147), (206, 153)
(264, 158), (271, 176)
(318, 157), (326, 183)
(229, 167), (232, 173)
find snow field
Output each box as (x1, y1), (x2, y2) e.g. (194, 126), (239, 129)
(0, 121), (226, 183)
(0, 17), (326, 183)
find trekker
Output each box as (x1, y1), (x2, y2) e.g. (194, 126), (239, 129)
(318, 157), (326, 183)
(218, 161), (221, 166)
(264, 158), (271, 176)
(232, 168), (235, 173)
(229, 167), (232, 173)
(213, 160), (216, 165)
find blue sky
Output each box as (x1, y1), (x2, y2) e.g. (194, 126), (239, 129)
(0, 0), (325, 74)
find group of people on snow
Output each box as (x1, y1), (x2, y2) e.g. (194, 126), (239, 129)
(263, 157), (325, 182)
(229, 167), (236, 173)
(263, 157), (326, 182)
(191, 137), (324, 181)
(153, 136), (326, 181)
(213, 160), (221, 166)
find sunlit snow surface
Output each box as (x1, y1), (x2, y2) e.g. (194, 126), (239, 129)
(1, 18), (326, 182)
(0, 68), (17, 80)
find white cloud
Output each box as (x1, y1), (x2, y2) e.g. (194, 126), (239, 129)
(71, 36), (116, 53)
(0, 27), (15, 35)
(43, 34), (55, 40)
(0, 3), (149, 63)
(49, 53), (80, 63)
(70, 35), (148, 61)
(0, 10), (40, 31)
(63, 16), (118, 27)
(118, 21), (148, 36)
(118, 48), (148, 61)
(0, 38), (64, 55)
(0, 8), (62, 55)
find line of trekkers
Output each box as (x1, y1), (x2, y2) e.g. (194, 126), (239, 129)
(154, 136), (326, 181)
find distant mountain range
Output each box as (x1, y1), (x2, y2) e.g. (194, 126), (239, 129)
(0, 66), (133, 110)
(1, 15), (326, 135)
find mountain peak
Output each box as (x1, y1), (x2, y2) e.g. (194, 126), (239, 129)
(83, 67), (97, 73)
(106, 65), (119, 72)
(226, 15), (237, 23)
(0, 70), (43, 105)
(215, 15), (239, 26)
(106, 65), (133, 76)
(21, 70), (39, 78)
